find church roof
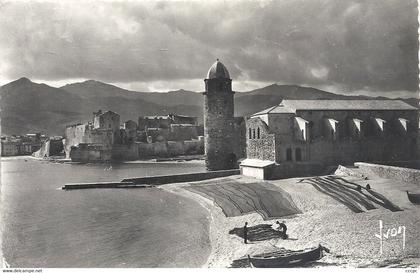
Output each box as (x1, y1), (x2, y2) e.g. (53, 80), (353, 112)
(252, 99), (417, 116)
(206, 59), (230, 79)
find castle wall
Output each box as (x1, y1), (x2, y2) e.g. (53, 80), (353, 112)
(168, 124), (198, 141)
(70, 144), (112, 162)
(111, 144), (138, 161)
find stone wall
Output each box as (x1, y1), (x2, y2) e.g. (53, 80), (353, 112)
(184, 139), (204, 155)
(233, 117), (246, 160)
(246, 117), (276, 161)
(65, 124), (114, 158)
(167, 141), (184, 156)
(70, 145), (112, 162)
(137, 139), (204, 159)
(111, 144), (138, 161)
(168, 124), (198, 141)
(269, 162), (326, 179)
(354, 162), (420, 186)
(122, 169), (240, 185)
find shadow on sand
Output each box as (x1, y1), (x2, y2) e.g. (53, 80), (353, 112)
(299, 176), (402, 213)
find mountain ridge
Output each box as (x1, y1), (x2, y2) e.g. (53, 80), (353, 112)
(1, 77), (417, 135)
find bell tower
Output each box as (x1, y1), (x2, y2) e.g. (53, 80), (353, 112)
(203, 59), (236, 170)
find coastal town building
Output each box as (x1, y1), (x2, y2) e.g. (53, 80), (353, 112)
(1, 133), (45, 156)
(241, 99), (419, 179)
(203, 60), (246, 171)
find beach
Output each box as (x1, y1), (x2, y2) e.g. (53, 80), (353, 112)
(162, 173), (420, 268)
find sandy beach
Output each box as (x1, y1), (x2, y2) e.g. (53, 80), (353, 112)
(161, 173), (420, 268)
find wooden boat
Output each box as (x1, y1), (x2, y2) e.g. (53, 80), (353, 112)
(247, 245), (325, 268)
(407, 191), (420, 204)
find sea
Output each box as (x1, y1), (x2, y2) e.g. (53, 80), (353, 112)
(0, 157), (210, 268)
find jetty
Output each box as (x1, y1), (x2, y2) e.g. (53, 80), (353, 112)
(62, 182), (154, 190)
(62, 169), (240, 190)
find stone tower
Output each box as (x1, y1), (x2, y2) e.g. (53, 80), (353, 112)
(203, 59), (236, 170)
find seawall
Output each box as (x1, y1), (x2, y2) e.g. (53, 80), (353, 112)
(354, 162), (420, 186)
(62, 169), (240, 190)
(62, 182), (154, 190)
(121, 169), (240, 185)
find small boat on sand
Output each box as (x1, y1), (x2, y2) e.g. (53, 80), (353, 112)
(247, 244), (327, 268)
(407, 191), (420, 204)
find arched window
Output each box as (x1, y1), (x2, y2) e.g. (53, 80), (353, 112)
(257, 127), (260, 139)
(286, 148), (292, 161)
(252, 129), (256, 139)
(295, 148), (302, 161)
(248, 128), (252, 139)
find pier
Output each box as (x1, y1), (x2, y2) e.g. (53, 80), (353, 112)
(62, 169), (240, 190)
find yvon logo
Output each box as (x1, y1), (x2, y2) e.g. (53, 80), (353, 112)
(374, 220), (406, 254)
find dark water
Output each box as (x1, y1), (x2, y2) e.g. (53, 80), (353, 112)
(1, 158), (210, 267)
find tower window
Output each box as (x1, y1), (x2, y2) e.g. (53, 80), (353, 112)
(252, 129), (256, 139)
(257, 127), (260, 139)
(249, 128), (252, 139)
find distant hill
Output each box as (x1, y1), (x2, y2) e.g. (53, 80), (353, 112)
(0, 78), (417, 135)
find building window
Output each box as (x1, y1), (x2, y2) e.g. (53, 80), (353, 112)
(295, 148), (302, 161)
(257, 127), (260, 139)
(109, 124), (111, 128)
(248, 128), (252, 139)
(252, 129), (256, 139)
(286, 148), (292, 161)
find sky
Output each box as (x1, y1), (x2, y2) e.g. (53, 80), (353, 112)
(0, 0), (419, 98)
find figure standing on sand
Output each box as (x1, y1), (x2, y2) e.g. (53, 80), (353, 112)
(243, 222), (248, 244)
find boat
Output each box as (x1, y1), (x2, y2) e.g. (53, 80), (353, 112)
(407, 191), (420, 204)
(247, 245), (326, 268)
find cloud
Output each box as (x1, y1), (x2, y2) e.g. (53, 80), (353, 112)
(0, 0), (418, 96)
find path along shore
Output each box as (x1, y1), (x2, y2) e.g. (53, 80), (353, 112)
(161, 174), (420, 268)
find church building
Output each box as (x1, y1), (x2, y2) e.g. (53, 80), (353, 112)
(241, 99), (419, 179)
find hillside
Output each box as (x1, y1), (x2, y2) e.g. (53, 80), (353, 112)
(0, 78), (417, 135)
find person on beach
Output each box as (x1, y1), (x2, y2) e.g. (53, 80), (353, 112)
(366, 184), (371, 190)
(243, 222), (248, 244)
(273, 220), (288, 239)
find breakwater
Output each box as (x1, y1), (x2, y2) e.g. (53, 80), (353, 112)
(62, 182), (154, 190)
(62, 169), (240, 190)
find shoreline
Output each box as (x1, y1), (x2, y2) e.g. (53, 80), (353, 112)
(161, 174), (420, 268)
(1, 155), (205, 165)
(161, 177), (269, 267)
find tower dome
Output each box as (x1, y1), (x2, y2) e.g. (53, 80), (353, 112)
(206, 59), (230, 79)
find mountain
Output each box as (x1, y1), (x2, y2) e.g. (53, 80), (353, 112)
(1, 78), (417, 136)
(61, 80), (204, 107)
(0, 78), (202, 135)
(0, 78), (85, 135)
